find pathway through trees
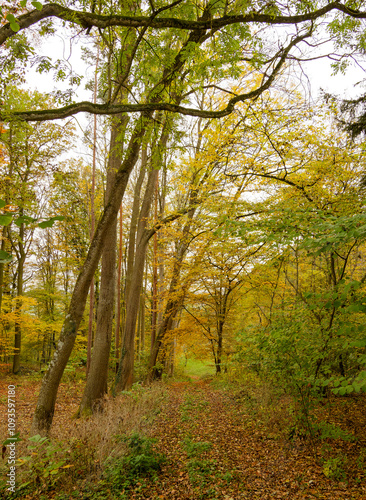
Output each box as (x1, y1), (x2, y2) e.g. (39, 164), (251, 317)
(130, 379), (366, 500)
(1, 370), (365, 499)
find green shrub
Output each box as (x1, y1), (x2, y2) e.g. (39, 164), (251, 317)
(16, 434), (72, 493)
(103, 433), (165, 493)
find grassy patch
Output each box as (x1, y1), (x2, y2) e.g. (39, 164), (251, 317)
(179, 392), (209, 423)
(176, 358), (215, 380)
(182, 436), (217, 496)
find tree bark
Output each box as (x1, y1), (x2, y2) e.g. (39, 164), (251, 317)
(151, 175), (159, 354)
(12, 228), (25, 374)
(115, 115), (171, 391)
(31, 114), (151, 435)
(86, 47), (99, 375)
(115, 167), (159, 391)
(78, 126), (122, 414)
(125, 148), (147, 304)
(115, 204), (123, 363)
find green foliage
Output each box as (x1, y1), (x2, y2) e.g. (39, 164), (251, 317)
(182, 436), (212, 458)
(2, 432), (22, 446)
(102, 433), (165, 493)
(186, 458), (217, 486)
(0, 249), (13, 263)
(236, 290), (366, 438)
(0, 214), (12, 226)
(180, 393), (209, 422)
(182, 437), (216, 491)
(314, 421), (355, 442)
(17, 434), (73, 492)
(328, 370), (366, 396)
(6, 13), (20, 33)
(322, 456), (347, 481)
(2, 1), (43, 32)
(0, 199), (65, 231)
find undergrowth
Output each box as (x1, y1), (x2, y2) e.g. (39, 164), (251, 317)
(1, 382), (166, 499)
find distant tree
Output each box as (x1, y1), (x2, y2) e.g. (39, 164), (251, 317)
(0, 87), (75, 373)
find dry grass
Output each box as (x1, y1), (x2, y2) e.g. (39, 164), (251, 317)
(0, 367), (167, 497)
(70, 383), (167, 465)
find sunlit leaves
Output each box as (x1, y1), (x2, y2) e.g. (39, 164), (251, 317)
(38, 216), (65, 229)
(6, 13), (20, 32)
(3, 1), (42, 32)
(0, 214), (13, 226)
(20, 0), (43, 9)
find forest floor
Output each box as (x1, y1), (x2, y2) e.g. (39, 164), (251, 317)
(128, 376), (366, 500)
(1, 365), (366, 499)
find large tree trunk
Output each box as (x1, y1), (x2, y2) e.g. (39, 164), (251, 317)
(115, 167), (159, 391)
(79, 117), (126, 415)
(125, 148), (147, 304)
(86, 46), (99, 375)
(31, 114), (151, 435)
(115, 204), (123, 363)
(115, 117), (171, 391)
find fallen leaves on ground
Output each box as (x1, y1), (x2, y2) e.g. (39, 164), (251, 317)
(1, 366), (366, 499)
(129, 379), (366, 499)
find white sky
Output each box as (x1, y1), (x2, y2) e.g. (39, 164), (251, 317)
(29, 30), (366, 104)
(300, 56), (366, 99)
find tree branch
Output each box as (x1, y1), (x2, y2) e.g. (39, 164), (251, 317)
(0, 30), (312, 122)
(1, 2), (365, 46)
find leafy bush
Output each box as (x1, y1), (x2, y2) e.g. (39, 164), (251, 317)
(103, 433), (165, 492)
(16, 434), (73, 492)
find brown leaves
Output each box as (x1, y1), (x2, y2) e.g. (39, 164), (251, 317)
(127, 380), (366, 499)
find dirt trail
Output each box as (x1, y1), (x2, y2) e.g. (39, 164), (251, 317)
(130, 380), (366, 500)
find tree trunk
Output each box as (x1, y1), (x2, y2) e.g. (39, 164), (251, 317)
(31, 114), (151, 435)
(115, 204), (123, 364)
(86, 46), (99, 375)
(215, 321), (223, 374)
(115, 117), (171, 391)
(125, 147), (147, 303)
(115, 167), (159, 391)
(79, 115), (126, 414)
(12, 221), (25, 374)
(151, 176), (159, 354)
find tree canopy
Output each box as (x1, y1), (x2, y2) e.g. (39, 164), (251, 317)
(1, 1), (366, 121)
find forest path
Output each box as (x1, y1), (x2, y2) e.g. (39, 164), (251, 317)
(130, 379), (365, 500)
